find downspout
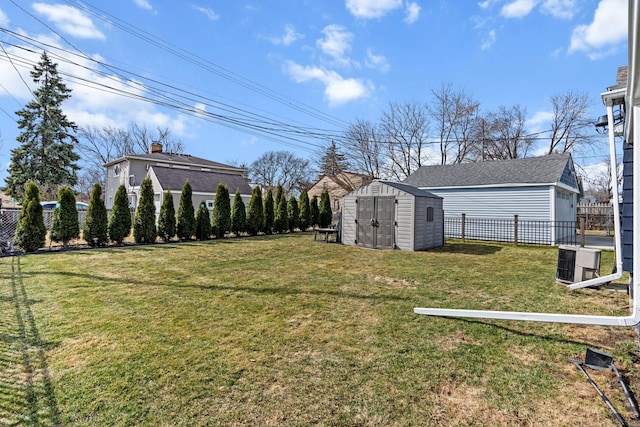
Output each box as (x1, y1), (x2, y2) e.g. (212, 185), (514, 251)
(568, 103), (623, 290)
(415, 103), (640, 326)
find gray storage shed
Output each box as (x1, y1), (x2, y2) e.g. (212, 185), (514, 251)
(341, 181), (444, 251)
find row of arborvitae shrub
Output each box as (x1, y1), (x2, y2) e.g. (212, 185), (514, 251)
(13, 179), (333, 252)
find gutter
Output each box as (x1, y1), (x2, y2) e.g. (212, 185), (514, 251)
(415, 2), (640, 325)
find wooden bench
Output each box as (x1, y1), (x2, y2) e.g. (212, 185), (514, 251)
(313, 227), (338, 243)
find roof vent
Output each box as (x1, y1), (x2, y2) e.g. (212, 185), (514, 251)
(150, 142), (163, 154)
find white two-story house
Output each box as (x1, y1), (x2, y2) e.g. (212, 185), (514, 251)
(104, 143), (252, 213)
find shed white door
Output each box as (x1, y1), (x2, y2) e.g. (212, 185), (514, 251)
(356, 196), (395, 249)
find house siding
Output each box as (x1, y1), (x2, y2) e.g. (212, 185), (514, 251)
(623, 141), (633, 273)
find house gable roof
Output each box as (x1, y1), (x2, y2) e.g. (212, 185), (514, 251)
(403, 153), (579, 191)
(105, 152), (246, 173)
(150, 166), (252, 195)
(310, 171), (373, 193)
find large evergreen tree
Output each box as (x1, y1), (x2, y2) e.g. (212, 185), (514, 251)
(287, 196), (299, 232)
(133, 177), (156, 244)
(298, 189), (311, 231)
(108, 185), (131, 244)
(211, 183), (231, 239)
(14, 181), (46, 252)
(274, 185), (287, 233)
(51, 186), (79, 248)
(82, 183), (108, 246)
(157, 190), (176, 242)
(317, 141), (348, 178)
(6, 52), (80, 200)
(246, 186), (264, 236)
(177, 180), (195, 240)
(319, 190), (332, 227)
(231, 190), (246, 236)
(263, 188), (274, 235)
(195, 201), (212, 241)
(310, 195), (319, 228)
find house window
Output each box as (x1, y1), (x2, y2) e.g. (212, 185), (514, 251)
(206, 200), (214, 209)
(114, 165), (121, 177)
(426, 207), (434, 222)
(323, 181), (329, 189)
(333, 199), (340, 211)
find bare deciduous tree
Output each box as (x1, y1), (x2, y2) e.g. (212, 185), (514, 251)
(380, 101), (430, 180)
(428, 83), (482, 164)
(77, 123), (185, 193)
(581, 159), (622, 203)
(341, 119), (383, 178)
(483, 104), (532, 160)
(547, 90), (593, 154)
(249, 151), (311, 195)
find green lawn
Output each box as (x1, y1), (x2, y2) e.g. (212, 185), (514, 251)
(2, 234), (639, 426)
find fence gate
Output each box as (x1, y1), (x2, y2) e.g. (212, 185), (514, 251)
(356, 196), (395, 249)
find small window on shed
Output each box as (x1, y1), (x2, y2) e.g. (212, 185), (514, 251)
(426, 206), (434, 222)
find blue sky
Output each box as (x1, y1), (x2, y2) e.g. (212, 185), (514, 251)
(0, 0), (629, 185)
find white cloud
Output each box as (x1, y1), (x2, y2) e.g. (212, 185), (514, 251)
(480, 29), (496, 50)
(32, 3), (105, 40)
(317, 25), (354, 68)
(541, 0), (576, 19)
(0, 29), (193, 139)
(194, 6), (220, 21)
(501, 0), (538, 18)
(193, 102), (207, 119)
(0, 8), (9, 26)
(345, 0), (403, 19)
(527, 110), (554, 135)
(404, 2), (421, 24)
(365, 48), (390, 73)
(270, 24), (303, 46)
(284, 61), (372, 106)
(478, 0), (498, 9)
(133, 0), (153, 11)
(569, 0), (627, 57)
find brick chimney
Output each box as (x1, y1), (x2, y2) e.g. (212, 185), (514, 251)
(150, 142), (163, 153)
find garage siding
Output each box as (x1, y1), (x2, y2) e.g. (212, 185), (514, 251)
(424, 186), (552, 220)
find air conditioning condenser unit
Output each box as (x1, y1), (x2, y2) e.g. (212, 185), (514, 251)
(556, 245), (601, 284)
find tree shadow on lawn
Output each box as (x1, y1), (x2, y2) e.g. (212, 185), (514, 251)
(435, 242), (503, 255)
(0, 256), (61, 426)
(434, 316), (601, 348)
(16, 268), (412, 303)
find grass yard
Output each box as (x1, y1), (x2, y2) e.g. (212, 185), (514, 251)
(2, 234), (640, 426)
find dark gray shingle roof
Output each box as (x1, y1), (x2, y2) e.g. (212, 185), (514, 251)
(403, 153), (577, 189)
(106, 152), (245, 172)
(151, 166), (252, 195)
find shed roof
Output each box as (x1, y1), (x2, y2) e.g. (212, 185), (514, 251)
(379, 181), (442, 198)
(150, 166), (252, 195)
(403, 153), (578, 190)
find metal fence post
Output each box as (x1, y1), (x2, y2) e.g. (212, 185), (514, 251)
(461, 213), (465, 243)
(514, 215), (518, 246)
(580, 217), (585, 247)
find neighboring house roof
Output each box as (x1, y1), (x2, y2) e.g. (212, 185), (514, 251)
(377, 181), (442, 198)
(403, 153), (579, 190)
(150, 166), (252, 195)
(310, 171), (373, 192)
(105, 152), (246, 173)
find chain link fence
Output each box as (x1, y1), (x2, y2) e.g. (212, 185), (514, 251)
(0, 208), (89, 255)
